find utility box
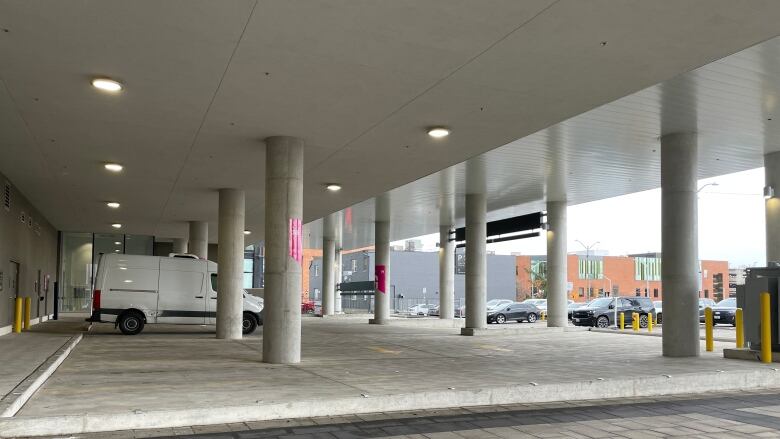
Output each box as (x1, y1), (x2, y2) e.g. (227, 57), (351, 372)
(741, 267), (780, 351)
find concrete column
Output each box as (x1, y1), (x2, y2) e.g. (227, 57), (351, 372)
(172, 238), (188, 254)
(766, 151), (780, 263)
(322, 214), (337, 316)
(216, 189), (245, 340)
(546, 201), (568, 327)
(334, 246), (343, 313)
(439, 225), (454, 320)
(463, 193), (487, 331)
(370, 196), (390, 324)
(371, 220), (390, 323)
(188, 221), (208, 259)
(661, 133), (700, 357)
(322, 236), (336, 316)
(263, 136), (304, 364)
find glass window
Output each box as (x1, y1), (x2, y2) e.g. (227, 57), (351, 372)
(578, 258), (603, 280)
(60, 232), (93, 312)
(351, 259), (357, 271)
(211, 273), (218, 292)
(124, 235), (153, 255)
(243, 259), (253, 289)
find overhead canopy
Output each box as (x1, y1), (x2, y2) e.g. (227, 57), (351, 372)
(0, 1), (778, 246)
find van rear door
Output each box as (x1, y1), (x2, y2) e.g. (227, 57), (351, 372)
(157, 259), (207, 324)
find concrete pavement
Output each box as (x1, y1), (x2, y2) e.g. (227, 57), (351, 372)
(3, 318), (779, 437)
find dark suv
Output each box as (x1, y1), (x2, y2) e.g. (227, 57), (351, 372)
(572, 297), (656, 328)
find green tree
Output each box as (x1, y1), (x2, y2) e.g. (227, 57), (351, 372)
(526, 264), (548, 298)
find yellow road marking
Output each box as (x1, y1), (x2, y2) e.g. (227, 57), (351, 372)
(369, 346), (402, 354)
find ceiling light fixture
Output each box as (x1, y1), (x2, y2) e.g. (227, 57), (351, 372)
(326, 183), (342, 192)
(91, 78), (123, 92)
(243, 230), (252, 235)
(106, 202), (120, 208)
(104, 163), (123, 172)
(111, 223), (122, 229)
(427, 127), (450, 138)
(114, 241), (122, 245)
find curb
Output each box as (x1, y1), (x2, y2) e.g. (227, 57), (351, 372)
(0, 333), (83, 418)
(3, 368), (780, 437)
(589, 327), (735, 343)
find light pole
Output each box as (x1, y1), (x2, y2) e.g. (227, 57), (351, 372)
(575, 240), (599, 302)
(694, 183), (717, 298)
(603, 275), (613, 297)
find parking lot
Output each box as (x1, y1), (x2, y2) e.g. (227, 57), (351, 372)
(2, 316), (777, 437)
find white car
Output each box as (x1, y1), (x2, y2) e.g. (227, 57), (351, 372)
(88, 253), (264, 335)
(522, 298), (547, 311)
(408, 304), (430, 316)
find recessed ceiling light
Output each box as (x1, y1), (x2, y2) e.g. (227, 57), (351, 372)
(114, 241), (122, 245)
(91, 78), (123, 92)
(326, 183), (342, 192)
(111, 223), (122, 229)
(427, 127), (450, 138)
(104, 163), (123, 172)
(106, 202), (120, 208)
(243, 230), (252, 235)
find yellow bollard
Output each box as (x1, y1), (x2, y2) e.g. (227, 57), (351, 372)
(736, 308), (744, 349)
(13, 297), (22, 333)
(761, 292), (772, 363)
(647, 312), (653, 333)
(632, 312), (639, 331)
(619, 312), (625, 330)
(705, 307), (713, 352)
(23, 296), (31, 330)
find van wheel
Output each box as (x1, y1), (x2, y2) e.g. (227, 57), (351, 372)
(242, 312), (258, 335)
(596, 316), (610, 328)
(118, 311), (144, 335)
(527, 313), (537, 323)
(639, 314), (649, 328)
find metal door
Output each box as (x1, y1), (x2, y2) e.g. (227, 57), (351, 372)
(9, 261), (19, 321)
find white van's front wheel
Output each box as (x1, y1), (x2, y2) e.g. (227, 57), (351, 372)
(118, 311), (145, 335)
(242, 312), (258, 335)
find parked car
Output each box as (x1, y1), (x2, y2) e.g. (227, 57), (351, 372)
(301, 300), (315, 314)
(487, 302), (540, 324)
(487, 299), (514, 311)
(567, 301), (586, 320)
(653, 300), (663, 323)
(408, 304), (431, 316)
(571, 297), (655, 328)
(427, 304), (440, 316)
(699, 298), (716, 322)
(522, 298), (547, 311)
(87, 253), (263, 335)
(712, 298), (738, 326)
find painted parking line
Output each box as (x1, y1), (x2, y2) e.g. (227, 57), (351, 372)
(478, 344), (512, 352)
(368, 346), (402, 354)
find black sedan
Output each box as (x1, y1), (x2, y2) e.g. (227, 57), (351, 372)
(487, 302), (540, 324)
(712, 298), (737, 326)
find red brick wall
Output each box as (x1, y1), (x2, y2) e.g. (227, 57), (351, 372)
(516, 255), (729, 303)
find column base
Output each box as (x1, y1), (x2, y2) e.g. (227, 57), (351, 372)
(368, 318), (387, 325)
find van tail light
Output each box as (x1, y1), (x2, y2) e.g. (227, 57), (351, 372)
(92, 290), (101, 311)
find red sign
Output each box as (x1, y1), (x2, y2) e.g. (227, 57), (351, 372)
(375, 264), (386, 293)
(289, 218), (302, 264)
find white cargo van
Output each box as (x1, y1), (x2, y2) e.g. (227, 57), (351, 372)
(87, 253), (263, 335)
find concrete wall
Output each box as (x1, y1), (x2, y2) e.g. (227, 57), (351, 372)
(153, 241), (218, 262)
(0, 172), (58, 332)
(309, 250), (518, 306)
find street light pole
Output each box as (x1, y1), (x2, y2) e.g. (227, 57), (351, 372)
(575, 240), (600, 302)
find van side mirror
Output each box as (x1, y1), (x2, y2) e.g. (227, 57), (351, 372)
(608, 304), (614, 309)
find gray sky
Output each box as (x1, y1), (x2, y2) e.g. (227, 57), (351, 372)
(393, 167), (766, 268)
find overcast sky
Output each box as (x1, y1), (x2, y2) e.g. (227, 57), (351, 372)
(393, 167), (766, 268)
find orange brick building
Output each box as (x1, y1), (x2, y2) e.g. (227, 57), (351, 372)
(516, 253), (729, 303)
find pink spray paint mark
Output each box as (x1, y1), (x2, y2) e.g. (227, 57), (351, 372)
(289, 218), (302, 264)
(375, 265), (386, 294)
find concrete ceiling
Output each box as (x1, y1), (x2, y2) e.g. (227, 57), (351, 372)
(0, 1), (779, 245)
